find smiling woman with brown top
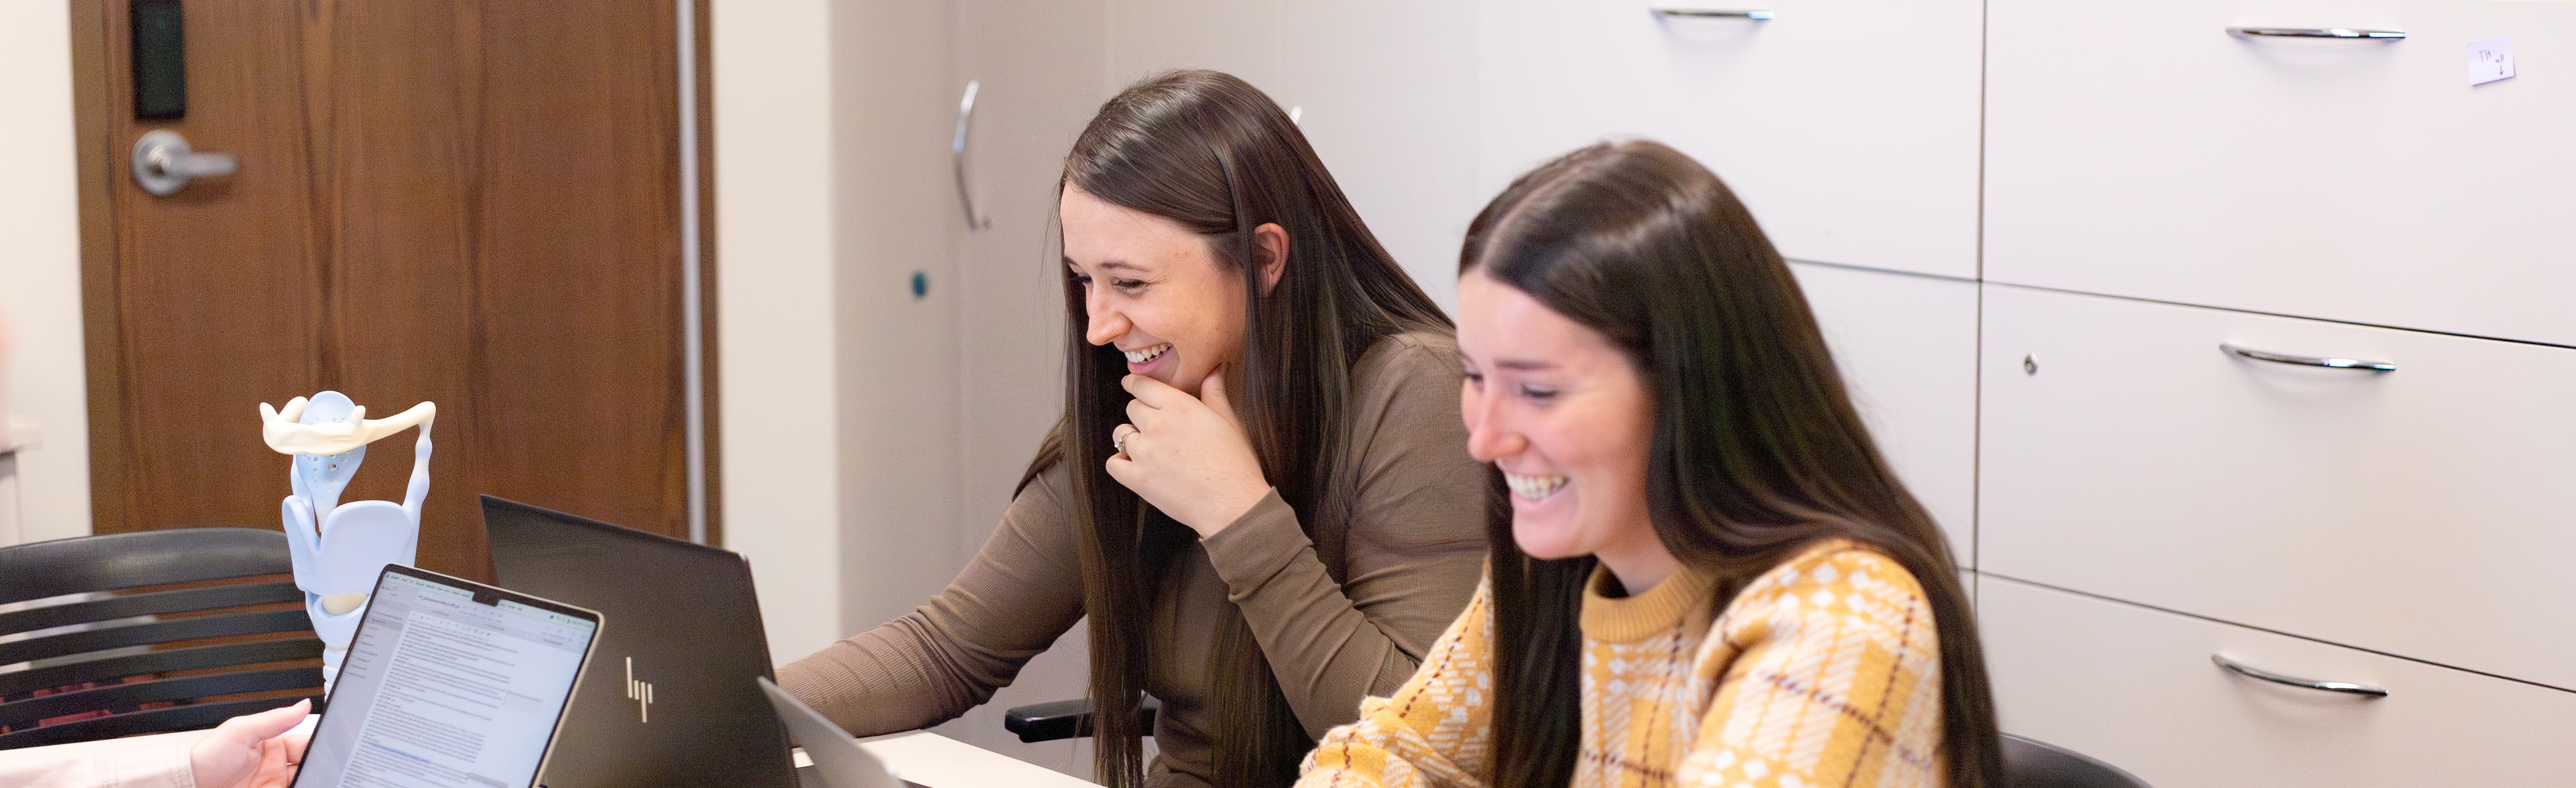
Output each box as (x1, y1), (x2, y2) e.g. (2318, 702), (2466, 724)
(774, 70), (1487, 788)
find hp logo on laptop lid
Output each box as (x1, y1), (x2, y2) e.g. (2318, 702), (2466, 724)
(626, 657), (655, 722)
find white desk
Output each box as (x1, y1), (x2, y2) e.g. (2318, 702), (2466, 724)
(845, 731), (1100, 788)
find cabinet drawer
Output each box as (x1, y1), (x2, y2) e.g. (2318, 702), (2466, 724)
(1981, 576), (2576, 787)
(1276, 0), (1482, 310)
(1481, 0), (1981, 279)
(1979, 285), (2576, 688)
(1793, 263), (1977, 565)
(1986, 0), (2576, 345)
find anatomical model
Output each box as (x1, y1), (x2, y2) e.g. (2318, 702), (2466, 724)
(258, 391), (434, 690)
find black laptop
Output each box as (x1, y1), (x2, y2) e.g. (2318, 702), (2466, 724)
(481, 495), (800, 788)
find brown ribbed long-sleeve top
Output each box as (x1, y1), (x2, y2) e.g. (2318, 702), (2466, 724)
(776, 332), (1489, 788)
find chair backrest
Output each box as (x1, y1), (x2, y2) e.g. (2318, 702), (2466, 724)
(2003, 733), (2153, 788)
(0, 528), (324, 750)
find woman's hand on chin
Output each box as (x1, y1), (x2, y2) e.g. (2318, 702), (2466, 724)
(1106, 368), (1273, 537)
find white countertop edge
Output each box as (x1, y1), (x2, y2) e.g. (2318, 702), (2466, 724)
(855, 730), (1102, 788)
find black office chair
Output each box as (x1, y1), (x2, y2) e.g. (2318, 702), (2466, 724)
(1003, 697), (1157, 743)
(2003, 733), (2152, 788)
(0, 527), (326, 750)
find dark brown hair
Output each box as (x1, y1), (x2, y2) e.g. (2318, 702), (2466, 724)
(1463, 140), (2003, 788)
(1017, 70), (1451, 788)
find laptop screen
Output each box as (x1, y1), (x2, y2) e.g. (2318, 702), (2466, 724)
(292, 567), (601, 788)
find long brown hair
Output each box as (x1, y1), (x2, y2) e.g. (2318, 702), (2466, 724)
(1463, 141), (2004, 788)
(1016, 70), (1451, 788)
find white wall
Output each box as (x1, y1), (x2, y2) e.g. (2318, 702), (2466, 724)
(713, 0), (847, 664)
(0, 0), (95, 546)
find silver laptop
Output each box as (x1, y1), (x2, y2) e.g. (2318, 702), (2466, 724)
(756, 676), (919, 788)
(291, 565), (603, 788)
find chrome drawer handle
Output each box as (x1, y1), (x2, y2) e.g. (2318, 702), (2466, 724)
(2228, 27), (2405, 39)
(953, 80), (989, 230)
(2213, 654), (2389, 698)
(2221, 343), (2396, 372)
(1651, 6), (1773, 20)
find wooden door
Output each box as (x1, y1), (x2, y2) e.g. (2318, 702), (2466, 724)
(70, 0), (715, 581)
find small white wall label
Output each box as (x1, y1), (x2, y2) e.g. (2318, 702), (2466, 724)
(2468, 36), (2514, 86)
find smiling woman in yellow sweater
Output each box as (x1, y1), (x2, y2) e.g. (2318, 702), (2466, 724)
(1297, 141), (2004, 788)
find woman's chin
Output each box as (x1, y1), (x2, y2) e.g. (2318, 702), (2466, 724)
(1510, 515), (1587, 561)
(1169, 365), (1218, 396)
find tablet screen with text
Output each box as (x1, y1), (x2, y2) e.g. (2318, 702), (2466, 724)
(293, 566), (601, 788)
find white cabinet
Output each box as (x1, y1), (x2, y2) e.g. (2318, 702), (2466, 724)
(1980, 284), (2576, 689)
(952, 0), (1106, 558)
(1108, 0), (1279, 88)
(1275, 0), (1482, 311)
(1986, 0), (2576, 346)
(1982, 575), (2576, 788)
(943, 2), (1111, 776)
(1479, 0), (1983, 279)
(1792, 264), (1977, 566)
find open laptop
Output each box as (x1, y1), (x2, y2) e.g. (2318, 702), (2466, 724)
(757, 676), (919, 788)
(291, 564), (602, 788)
(481, 495), (800, 788)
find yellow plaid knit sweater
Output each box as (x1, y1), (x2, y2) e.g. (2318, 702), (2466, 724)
(1299, 540), (1946, 788)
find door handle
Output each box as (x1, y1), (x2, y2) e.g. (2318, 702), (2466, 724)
(2213, 654), (2389, 698)
(2228, 27), (2405, 39)
(131, 129), (237, 196)
(953, 80), (989, 230)
(2219, 343), (2396, 372)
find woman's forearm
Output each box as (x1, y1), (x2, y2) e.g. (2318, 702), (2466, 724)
(777, 468), (1089, 735)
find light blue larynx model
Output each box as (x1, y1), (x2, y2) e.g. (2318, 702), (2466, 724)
(261, 390), (434, 692)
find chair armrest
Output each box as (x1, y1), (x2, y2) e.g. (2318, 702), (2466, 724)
(1001, 697), (1160, 744)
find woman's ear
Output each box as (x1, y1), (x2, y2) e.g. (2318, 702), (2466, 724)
(1253, 222), (1290, 295)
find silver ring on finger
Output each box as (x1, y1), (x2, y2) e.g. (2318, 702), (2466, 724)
(1112, 428), (1130, 456)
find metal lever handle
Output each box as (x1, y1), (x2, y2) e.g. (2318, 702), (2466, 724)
(2213, 654), (2389, 698)
(953, 81), (989, 230)
(1651, 5), (1773, 19)
(131, 129), (239, 197)
(2228, 27), (2405, 39)
(2220, 343), (2396, 372)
